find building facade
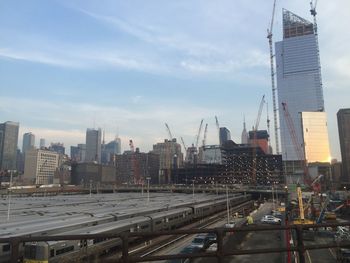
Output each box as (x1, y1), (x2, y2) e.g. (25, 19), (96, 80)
(71, 162), (116, 187)
(276, 10), (326, 162)
(22, 132), (35, 154)
(102, 138), (122, 164)
(219, 127), (231, 146)
(85, 128), (101, 163)
(39, 138), (45, 149)
(338, 109), (350, 182)
(248, 130), (269, 154)
(0, 121), (19, 171)
(49, 142), (65, 155)
(23, 148), (59, 184)
(301, 112), (330, 163)
(114, 151), (160, 184)
(152, 139), (183, 170)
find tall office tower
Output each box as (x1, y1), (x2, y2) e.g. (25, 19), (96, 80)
(85, 128), (101, 163)
(241, 119), (248, 144)
(39, 138), (45, 149)
(0, 121), (19, 170)
(49, 142), (65, 155)
(219, 127), (231, 146)
(276, 10), (326, 163)
(152, 139), (184, 169)
(115, 137), (121, 154)
(22, 132), (35, 153)
(101, 137), (122, 164)
(337, 109), (350, 182)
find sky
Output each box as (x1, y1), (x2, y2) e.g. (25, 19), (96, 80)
(0, 0), (349, 160)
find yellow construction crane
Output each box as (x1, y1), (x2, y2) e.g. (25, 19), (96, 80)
(293, 183), (314, 225)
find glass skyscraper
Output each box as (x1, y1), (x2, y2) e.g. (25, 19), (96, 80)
(275, 10), (326, 162)
(85, 128), (101, 163)
(0, 121), (19, 170)
(22, 132), (35, 153)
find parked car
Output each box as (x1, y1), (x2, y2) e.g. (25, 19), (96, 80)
(206, 232), (217, 242)
(225, 221), (236, 228)
(261, 215), (281, 224)
(271, 210), (283, 218)
(206, 243), (217, 252)
(190, 234), (209, 249)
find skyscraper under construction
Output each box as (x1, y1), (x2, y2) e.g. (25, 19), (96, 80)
(275, 9), (330, 175)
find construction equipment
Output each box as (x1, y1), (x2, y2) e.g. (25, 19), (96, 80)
(267, 0), (279, 154)
(195, 119), (204, 149)
(180, 137), (187, 152)
(202, 123), (208, 147)
(215, 116), (220, 145)
(310, 0), (324, 113)
(293, 183), (314, 225)
(311, 174), (324, 193)
(165, 123), (173, 141)
(281, 102), (312, 186)
(251, 95), (265, 185)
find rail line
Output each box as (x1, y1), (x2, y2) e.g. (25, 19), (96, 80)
(134, 201), (254, 258)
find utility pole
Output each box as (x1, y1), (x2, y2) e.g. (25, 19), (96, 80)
(226, 185), (230, 224)
(7, 170), (14, 221)
(146, 177), (151, 204)
(192, 180), (195, 199)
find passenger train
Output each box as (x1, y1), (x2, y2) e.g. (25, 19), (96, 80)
(0, 194), (251, 263)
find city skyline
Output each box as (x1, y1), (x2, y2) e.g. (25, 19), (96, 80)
(1, 0), (349, 159)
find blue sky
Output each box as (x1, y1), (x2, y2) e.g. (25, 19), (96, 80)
(0, 0), (349, 160)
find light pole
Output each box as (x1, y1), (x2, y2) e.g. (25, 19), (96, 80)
(226, 185), (230, 224)
(192, 179), (195, 199)
(146, 177), (151, 204)
(7, 170), (14, 221)
(89, 180), (92, 198)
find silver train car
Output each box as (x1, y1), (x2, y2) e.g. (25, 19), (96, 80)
(22, 194), (251, 263)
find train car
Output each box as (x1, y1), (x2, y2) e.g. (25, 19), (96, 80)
(23, 216), (151, 263)
(148, 207), (193, 231)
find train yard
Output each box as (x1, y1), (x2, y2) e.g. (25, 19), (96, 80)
(0, 192), (252, 262)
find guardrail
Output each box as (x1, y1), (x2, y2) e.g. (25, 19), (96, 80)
(2, 222), (350, 263)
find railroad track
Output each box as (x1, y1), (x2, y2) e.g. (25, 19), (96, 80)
(130, 200), (254, 258)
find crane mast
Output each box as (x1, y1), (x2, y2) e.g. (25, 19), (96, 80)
(310, 0), (324, 110)
(165, 123), (173, 140)
(281, 102), (311, 186)
(195, 119), (204, 149)
(267, 0), (279, 154)
(215, 116), (220, 145)
(202, 123), (208, 147)
(251, 95), (265, 185)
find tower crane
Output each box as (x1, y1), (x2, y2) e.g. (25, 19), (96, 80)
(202, 123), (208, 147)
(267, 0), (279, 154)
(164, 123), (176, 173)
(165, 123), (173, 140)
(251, 95), (265, 185)
(195, 119), (204, 149)
(310, 0), (318, 34)
(180, 137), (187, 152)
(310, 0), (324, 111)
(215, 116), (220, 145)
(281, 102), (312, 186)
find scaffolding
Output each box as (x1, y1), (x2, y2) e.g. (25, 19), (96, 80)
(283, 9), (314, 39)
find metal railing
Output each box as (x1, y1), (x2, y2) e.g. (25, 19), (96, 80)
(2, 222), (350, 263)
